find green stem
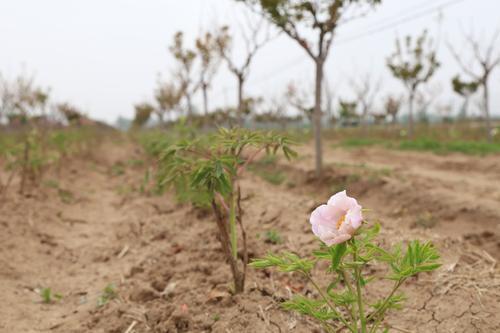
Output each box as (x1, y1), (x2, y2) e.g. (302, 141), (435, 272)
(306, 274), (355, 333)
(367, 279), (404, 333)
(353, 246), (367, 333)
(340, 270), (358, 331)
(229, 192), (238, 260)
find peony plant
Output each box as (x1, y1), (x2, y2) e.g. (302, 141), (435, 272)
(158, 127), (296, 293)
(251, 191), (440, 333)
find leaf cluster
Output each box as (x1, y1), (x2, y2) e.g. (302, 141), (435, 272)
(250, 223), (441, 332)
(157, 127), (297, 203)
(387, 30), (440, 92)
(451, 75), (479, 97)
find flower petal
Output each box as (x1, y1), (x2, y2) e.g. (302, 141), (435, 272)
(346, 204), (363, 229)
(327, 190), (358, 211)
(324, 233), (352, 246)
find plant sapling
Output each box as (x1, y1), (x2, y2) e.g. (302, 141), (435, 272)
(251, 190), (440, 332)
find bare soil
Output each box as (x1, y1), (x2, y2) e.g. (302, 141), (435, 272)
(1, 140), (499, 333)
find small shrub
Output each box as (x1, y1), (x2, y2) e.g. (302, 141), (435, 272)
(40, 287), (62, 304)
(251, 191), (440, 333)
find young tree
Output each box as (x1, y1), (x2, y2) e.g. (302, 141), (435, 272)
(338, 99), (358, 126)
(169, 32), (197, 119)
(384, 95), (402, 125)
(449, 30), (500, 141)
(216, 19), (270, 127)
(387, 30), (440, 138)
(132, 102), (155, 128)
(158, 128), (296, 293)
(56, 102), (84, 126)
(451, 76), (479, 120)
(350, 74), (381, 133)
(239, 0), (382, 177)
(195, 31), (223, 120)
(154, 80), (184, 125)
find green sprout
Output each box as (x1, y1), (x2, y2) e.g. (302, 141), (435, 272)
(97, 284), (117, 307)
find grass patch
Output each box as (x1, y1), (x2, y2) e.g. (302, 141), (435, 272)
(399, 139), (500, 155)
(338, 138), (383, 148)
(338, 137), (500, 155)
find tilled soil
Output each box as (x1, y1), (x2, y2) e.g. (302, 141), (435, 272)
(1, 141), (499, 333)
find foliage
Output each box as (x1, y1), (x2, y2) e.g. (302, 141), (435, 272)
(132, 102), (155, 128)
(387, 30), (440, 137)
(387, 30), (439, 91)
(0, 127), (103, 195)
(157, 127), (297, 293)
(451, 76), (479, 97)
(339, 137), (500, 155)
(40, 287), (62, 304)
(338, 100), (359, 124)
(251, 224), (441, 332)
(56, 102), (84, 126)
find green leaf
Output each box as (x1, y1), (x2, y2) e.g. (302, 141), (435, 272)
(330, 242), (347, 271)
(250, 252), (315, 274)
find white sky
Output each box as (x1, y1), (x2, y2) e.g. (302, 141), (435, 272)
(1, 0), (499, 123)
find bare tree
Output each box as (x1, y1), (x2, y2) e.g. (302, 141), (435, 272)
(195, 31), (223, 120)
(154, 80), (184, 125)
(449, 29), (500, 141)
(169, 32), (197, 119)
(350, 74), (381, 133)
(216, 19), (270, 127)
(240, 0), (382, 178)
(387, 30), (440, 138)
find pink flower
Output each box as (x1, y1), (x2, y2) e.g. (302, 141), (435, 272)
(309, 190), (363, 245)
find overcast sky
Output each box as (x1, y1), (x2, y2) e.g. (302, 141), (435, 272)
(1, 0), (499, 123)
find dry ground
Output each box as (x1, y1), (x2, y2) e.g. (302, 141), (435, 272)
(1, 139), (499, 333)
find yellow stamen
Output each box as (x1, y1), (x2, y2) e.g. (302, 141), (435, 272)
(336, 215), (346, 230)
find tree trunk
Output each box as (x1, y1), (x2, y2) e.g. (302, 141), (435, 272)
(157, 112), (164, 127)
(460, 96), (469, 121)
(313, 59), (324, 178)
(237, 75), (244, 128)
(362, 106), (369, 136)
(408, 92), (415, 139)
(483, 83), (492, 142)
(202, 83), (208, 117)
(211, 199), (245, 294)
(201, 83), (208, 127)
(186, 94), (193, 119)
(19, 138), (30, 194)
